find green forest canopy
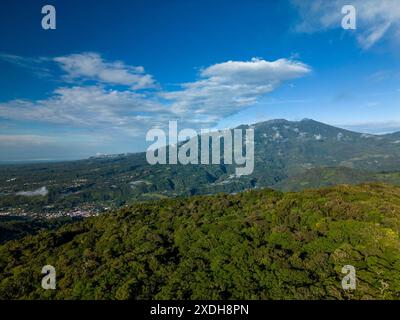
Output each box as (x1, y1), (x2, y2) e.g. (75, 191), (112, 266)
(0, 183), (399, 299)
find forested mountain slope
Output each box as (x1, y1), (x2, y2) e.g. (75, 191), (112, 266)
(2, 119), (400, 216)
(1, 183), (399, 300)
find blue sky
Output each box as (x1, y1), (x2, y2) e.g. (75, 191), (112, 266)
(0, 0), (400, 161)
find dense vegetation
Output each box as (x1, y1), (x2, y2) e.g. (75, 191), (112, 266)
(0, 216), (79, 244)
(0, 183), (399, 300)
(2, 119), (400, 216)
(276, 167), (400, 191)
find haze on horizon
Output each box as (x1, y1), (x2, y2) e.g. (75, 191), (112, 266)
(0, 0), (399, 161)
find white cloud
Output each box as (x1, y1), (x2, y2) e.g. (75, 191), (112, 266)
(0, 86), (171, 135)
(54, 53), (156, 89)
(0, 53), (51, 77)
(0, 56), (310, 137)
(163, 58), (311, 123)
(16, 186), (48, 197)
(292, 0), (400, 49)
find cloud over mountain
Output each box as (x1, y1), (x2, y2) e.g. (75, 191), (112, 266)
(163, 58), (311, 123)
(0, 54), (311, 135)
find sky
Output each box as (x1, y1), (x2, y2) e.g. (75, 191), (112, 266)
(0, 0), (400, 161)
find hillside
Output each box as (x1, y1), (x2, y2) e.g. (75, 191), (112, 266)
(0, 183), (399, 299)
(2, 119), (400, 217)
(0, 216), (79, 244)
(275, 167), (400, 191)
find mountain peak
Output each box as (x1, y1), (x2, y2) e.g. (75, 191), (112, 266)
(253, 119), (291, 127)
(299, 118), (325, 124)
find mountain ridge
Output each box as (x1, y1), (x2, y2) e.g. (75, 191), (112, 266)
(1, 119), (400, 216)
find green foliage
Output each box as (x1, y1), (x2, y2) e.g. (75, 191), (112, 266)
(0, 183), (399, 300)
(3, 119), (400, 216)
(0, 216), (78, 244)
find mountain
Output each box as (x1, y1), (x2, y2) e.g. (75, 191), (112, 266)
(0, 216), (79, 244)
(0, 183), (399, 299)
(250, 118), (400, 174)
(1, 119), (400, 216)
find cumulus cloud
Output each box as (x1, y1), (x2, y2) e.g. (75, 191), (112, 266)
(0, 55), (310, 136)
(163, 58), (311, 123)
(16, 186), (48, 197)
(292, 0), (400, 49)
(54, 53), (156, 89)
(0, 86), (172, 134)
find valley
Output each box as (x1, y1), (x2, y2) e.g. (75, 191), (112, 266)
(1, 119), (400, 218)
